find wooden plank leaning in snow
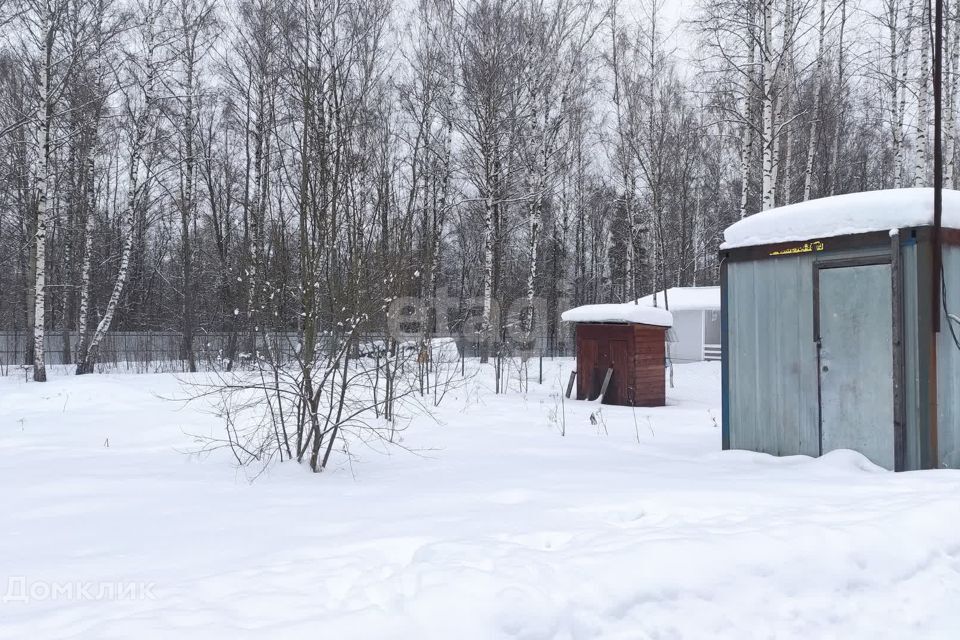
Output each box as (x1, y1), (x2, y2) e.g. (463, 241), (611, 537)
(722, 188), (960, 249)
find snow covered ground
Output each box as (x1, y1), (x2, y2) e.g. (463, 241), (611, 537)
(2, 361), (960, 639)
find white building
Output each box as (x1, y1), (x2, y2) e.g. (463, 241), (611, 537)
(637, 287), (721, 363)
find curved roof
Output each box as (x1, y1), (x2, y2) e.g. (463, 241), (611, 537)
(722, 188), (960, 250)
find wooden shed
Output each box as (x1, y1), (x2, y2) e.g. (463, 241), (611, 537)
(561, 303), (673, 406)
(721, 188), (960, 471)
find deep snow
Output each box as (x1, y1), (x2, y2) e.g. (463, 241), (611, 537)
(2, 361), (960, 639)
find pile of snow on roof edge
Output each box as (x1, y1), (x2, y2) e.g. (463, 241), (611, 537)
(636, 287), (720, 311)
(722, 188), (960, 249)
(561, 303), (673, 327)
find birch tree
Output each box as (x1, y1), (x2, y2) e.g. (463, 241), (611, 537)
(519, 0), (597, 339)
(888, 0), (916, 188)
(803, 0), (827, 201)
(825, 0), (846, 195)
(77, 0), (161, 374)
(74, 0), (120, 374)
(609, 0), (642, 297)
(738, 0), (757, 218)
(945, 0), (960, 187)
(457, 0), (527, 361)
(915, 0), (930, 186)
(20, 0), (74, 382)
(28, 1), (60, 381)
(760, 0), (777, 209)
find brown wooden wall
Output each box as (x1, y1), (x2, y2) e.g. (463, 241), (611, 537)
(632, 325), (667, 406)
(575, 323), (666, 407)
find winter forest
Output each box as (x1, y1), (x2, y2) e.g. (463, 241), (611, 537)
(7, 2), (960, 633)
(0, 0), (953, 382)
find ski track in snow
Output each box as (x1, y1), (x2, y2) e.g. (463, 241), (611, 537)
(1, 361), (960, 639)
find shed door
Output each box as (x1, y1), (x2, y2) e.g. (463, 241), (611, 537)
(579, 338), (600, 400)
(817, 263), (895, 469)
(608, 339), (631, 405)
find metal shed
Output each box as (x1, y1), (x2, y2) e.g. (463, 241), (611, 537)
(561, 304), (672, 407)
(720, 188), (960, 471)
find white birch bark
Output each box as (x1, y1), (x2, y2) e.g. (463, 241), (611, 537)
(738, 118), (754, 218)
(760, 0), (777, 210)
(78, 9), (158, 374)
(480, 174), (495, 362)
(781, 0), (796, 205)
(895, 0), (916, 188)
(828, 0), (848, 195)
(73, 1), (109, 372)
(75, 157), (96, 365)
(738, 0), (758, 218)
(32, 2), (56, 382)
(914, 0), (930, 186)
(945, 0), (960, 188)
(803, 0), (827, 201)
(247, 83), (269, 332)
(523, 111), (545, 339)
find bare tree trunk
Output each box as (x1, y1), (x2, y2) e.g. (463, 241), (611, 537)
(737, 2), (758, 218)
(480, 157), (495, 363)
(610, 0), (638, 285)
(176, 0), (213, 373)
(738, 120), (754, 217)
(24, 204), (36, 366)
(760, 0), (777, 211)
(181, 52), (197, 372)
(429, 117), (453, 301)
(78, 8), (158, 374)
(61, 138), (76, 366)
(75, 156), (96, 364)
(915, 0), (930, 186)
(828, 0), (848, 195)
(895, 0), (916, 189)
(780, 0), (796, 205)
(946, 0), (960, 187)
(803, 0), (827, 201)
(524, 103), (553, 340)
(247, 85), (268, 340)
(32, 5), (57, 382)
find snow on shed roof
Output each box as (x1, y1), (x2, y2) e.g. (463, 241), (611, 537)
(637, 286), (720, 311)
(722, 188), (960, 249)
(561, 303), (673, 327)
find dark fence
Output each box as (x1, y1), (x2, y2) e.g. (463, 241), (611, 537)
(0, 330), (574, 375)
(0, 331), (305, 373)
